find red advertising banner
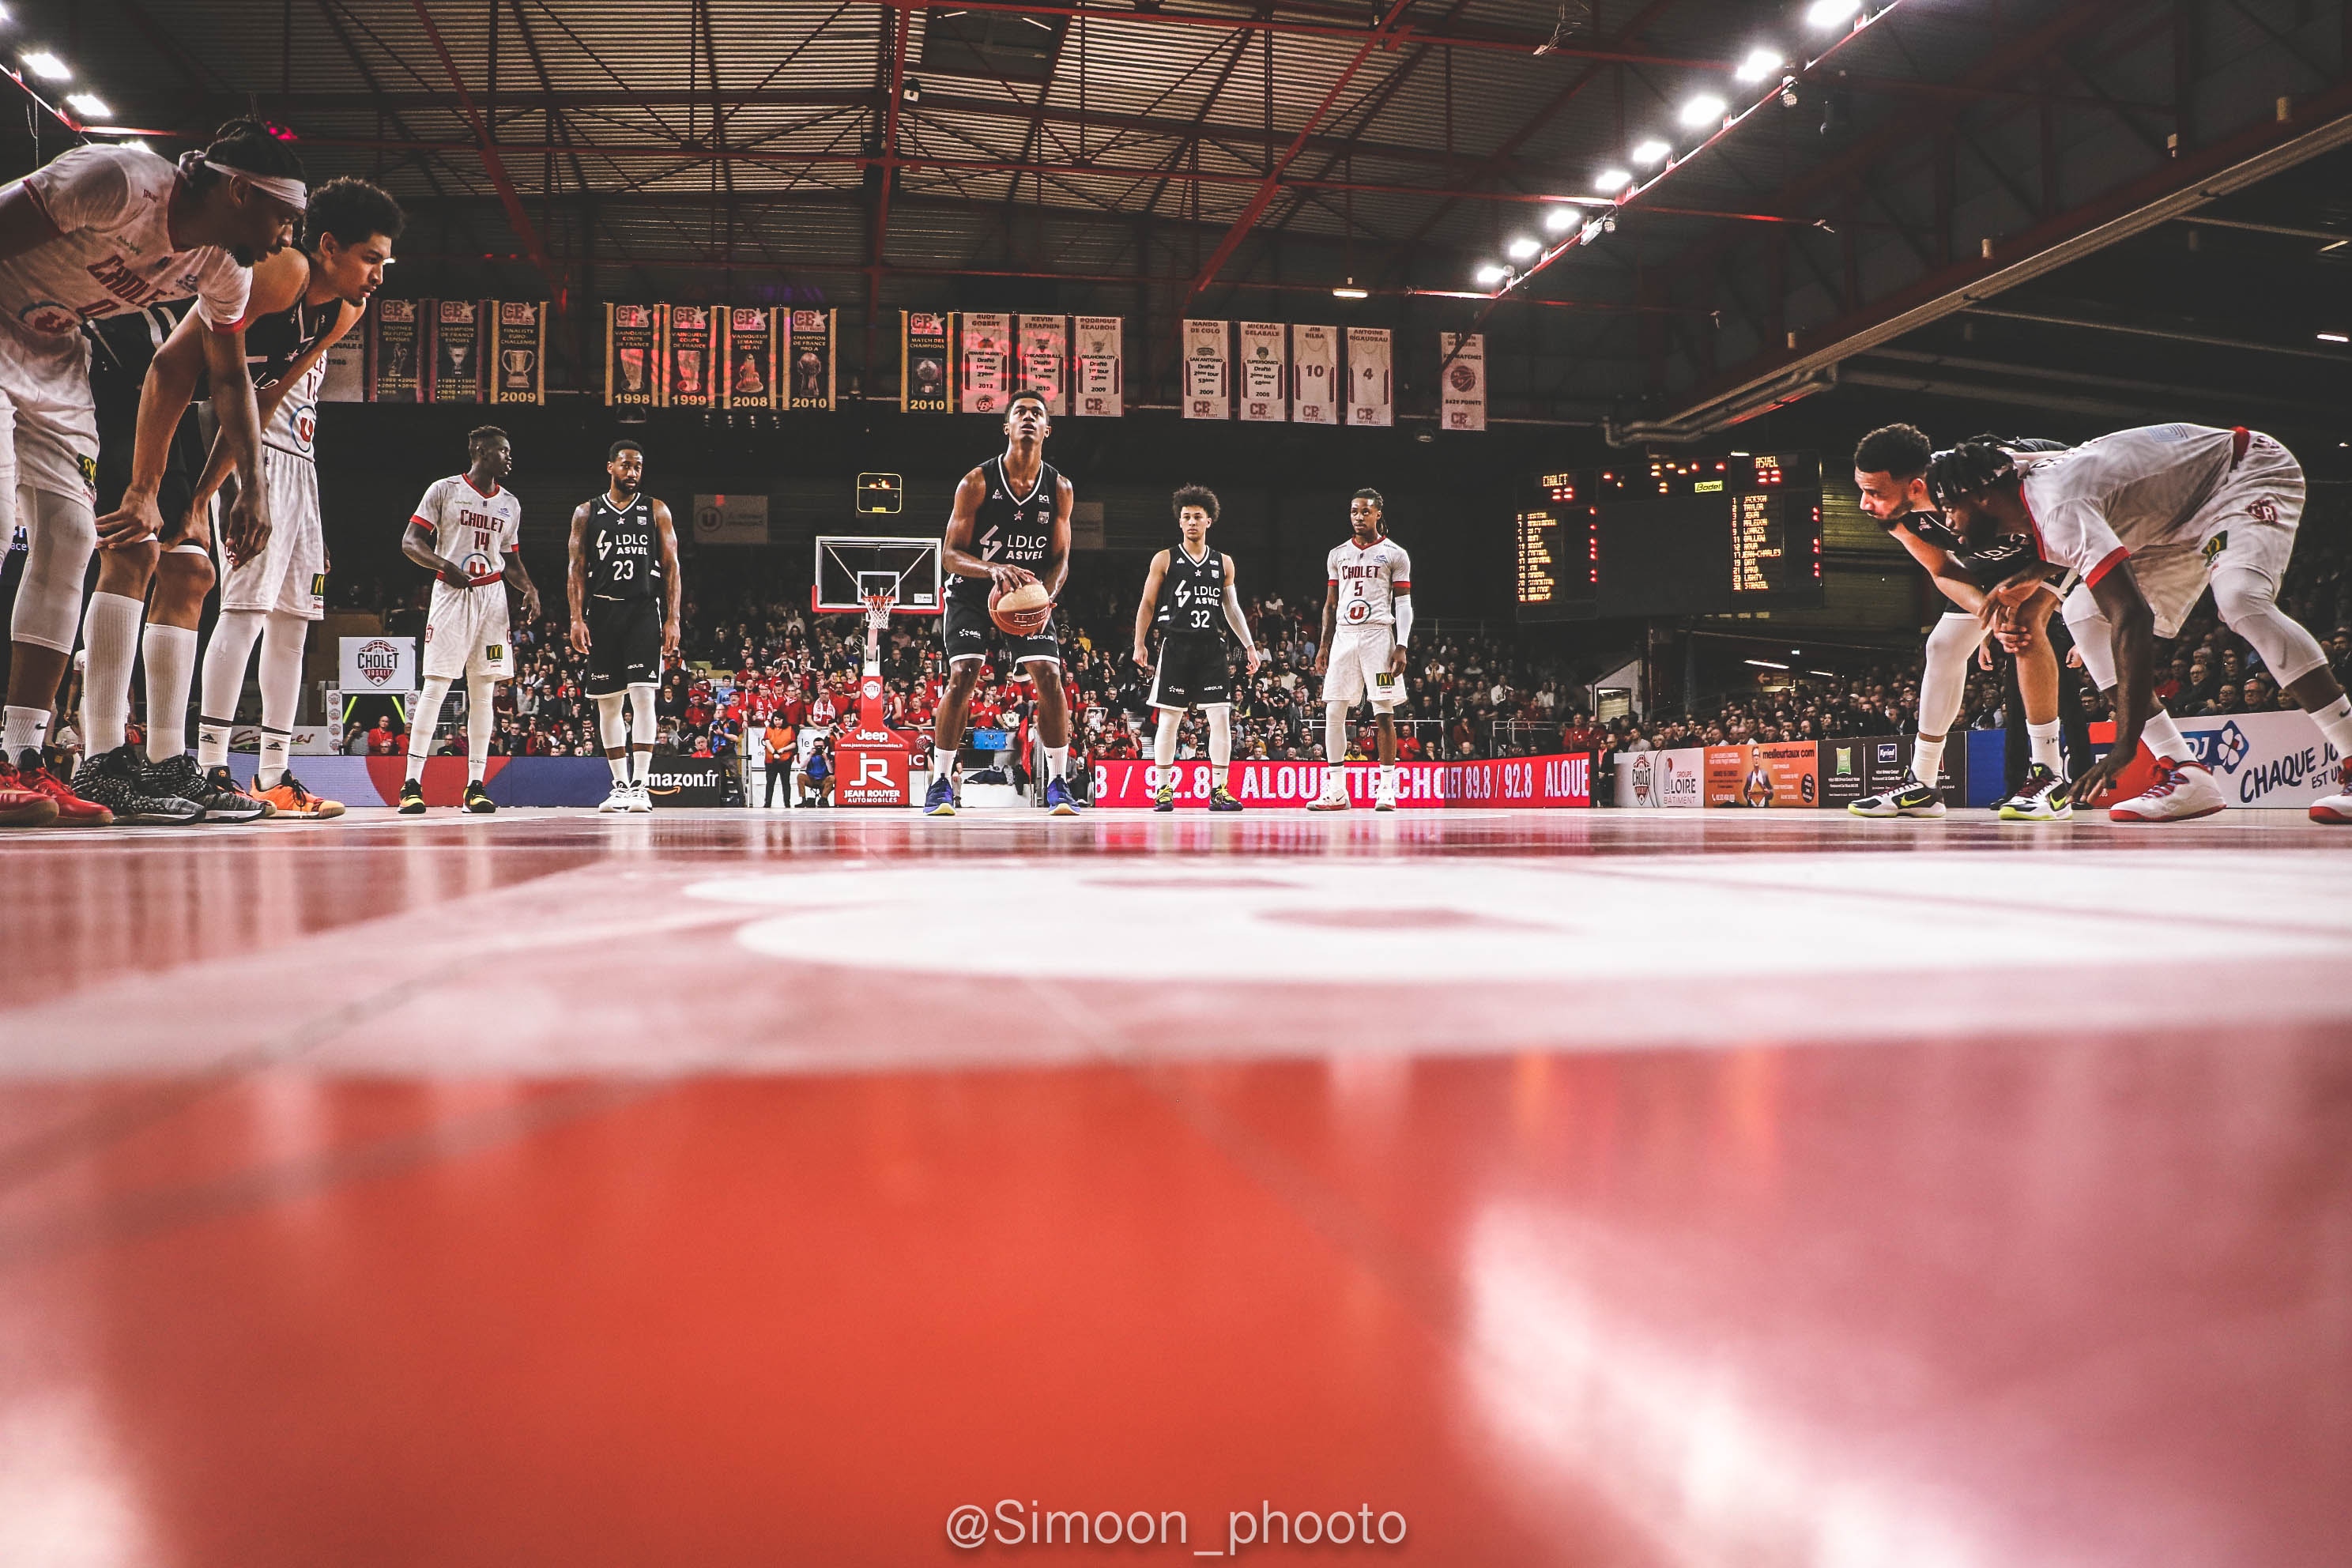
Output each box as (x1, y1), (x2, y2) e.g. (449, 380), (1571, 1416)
(1089, 755), (1591, 809)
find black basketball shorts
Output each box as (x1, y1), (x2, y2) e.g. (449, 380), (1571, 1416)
(1149, 634), (1232, 709)
(586, 596), (662, 695)
(942, 594), (1061, 666)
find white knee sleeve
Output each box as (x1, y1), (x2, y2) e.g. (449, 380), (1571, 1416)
(2063, 586), (2117, 692)
(594, 691), (630, 752)
(1918, 612), (1981, 738)
(1325, 701), (1348, 765)
(1153, 708), (1180, 767)
(626, 681), (659, 748)
(12, 486), (95, 654)
(257, 612), (307, 733)
(2212, 565), (2328, 688)
(1207, 704), (1233, 769)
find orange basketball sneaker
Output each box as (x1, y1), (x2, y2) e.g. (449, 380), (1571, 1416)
(9, 748), (110, 824)
(253, 771), (346, 819)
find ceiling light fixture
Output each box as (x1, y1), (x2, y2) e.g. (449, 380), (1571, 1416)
(1332, 281), (1368, 299)
(1736, 46), (1782, 83)
(1506, 236), (1540, 261)
(1630, 138), (1671, 166)
(1805, 0), (1864, 29)
(1679, 93), (1728, 129)
(1594, 168), (1631, 194)
(64, 92), (107, 117)
(1543, 202), (1582, 233)
(22, 49), (68, 80)
(2320, 331), (2350, 344)
(1474, 263), (1510, 287)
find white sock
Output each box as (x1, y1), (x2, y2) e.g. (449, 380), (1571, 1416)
(468, 686), (496, 782)
(2310, 694), (2352, 758)
(198, 608), (266, 771)
(256, 728), (291, 789)
(608, 753), (630, 785)
(1381, 763), (1398, 793)
(196, 718), (234, 771)
(1910, 733), (1945, 785)
(408, 677), (452, 782)
(80, 591), (143, 755)
(2026, 719), (2063, 775)
(1207, 706), (1232, 782)
(1045, 744), (1068, 782)
(2143, 708), (2195, 763)
(631, 748), (652, 784)
(141, 623), (197, 763)
(3, 705), (49, 760)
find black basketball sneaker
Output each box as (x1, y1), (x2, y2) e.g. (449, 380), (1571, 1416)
(70, 744), (202, 825)
(145, 752), (266, 822)
(398, 778), (427, 815)
(462, 779), (497, 814)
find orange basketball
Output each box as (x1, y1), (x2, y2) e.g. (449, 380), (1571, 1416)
(989, 579), (1054, 636)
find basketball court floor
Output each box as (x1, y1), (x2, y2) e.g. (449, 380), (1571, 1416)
(2, 809), (2346, 1566)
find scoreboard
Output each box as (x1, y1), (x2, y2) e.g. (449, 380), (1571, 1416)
(1517, 452), (1824, 620)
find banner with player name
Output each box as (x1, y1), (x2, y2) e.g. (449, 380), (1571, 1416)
(1291, 322), (1338, 424)
(1238, 322), (1287, 422)
(901, 311), (950, 412)
(786, 308), (835, 411)
(605, 303), (661, 406)
(960, 311), (1012, 414)
(367, 297), (422, 402)
(1182, 318), (1229, 419)
(428, 299), (482, 402)
(665, 303), (718, 408)
(1091, 755), (1590, 809)
(1019, 314), (1067, 415)
(1438, 330), (1484, 432)
(1346, 326), (1393, 426)
(722, 307), (775, 408)
(488, 300), (545, 405)
(1072, 315), (1122, 417)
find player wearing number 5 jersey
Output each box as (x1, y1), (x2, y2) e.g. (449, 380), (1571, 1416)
(1311, 489), (1412, 812)
(568, 438), (680, 813)
(398, 427), (537, 814)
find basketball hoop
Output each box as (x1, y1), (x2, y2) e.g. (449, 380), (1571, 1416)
(862, 590), (896, 635)
(861, 586), (896, 678)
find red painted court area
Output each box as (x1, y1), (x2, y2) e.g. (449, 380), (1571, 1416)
(2, 810), (2348, 1566)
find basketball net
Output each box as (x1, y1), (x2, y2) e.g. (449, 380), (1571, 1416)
(861, 590), (895, 678)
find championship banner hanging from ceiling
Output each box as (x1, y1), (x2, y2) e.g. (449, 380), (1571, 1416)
(786, 309), (835, 411)
(1291, 322), (1337, 424)
(488, 300), (545, 405)
(605, 303), (661, 406)
(665, 303), (718, 409)
(368, 297), (422, 402)
(901, 311), (950, 412)
(960, 311), (1011, 414)
(429, 299), (482, 403)
(1238, 322), (1287, 422)
(1018, 314), (1067, 415)
(1438, 330), (1486, 432)
(1072, 315), (1122, 416)
(1182, 319), (1229, 420)
(723, 307), (775, 409)
(1346, 326), (1393, 427)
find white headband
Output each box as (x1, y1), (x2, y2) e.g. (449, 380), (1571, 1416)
(203, 159), (306, 208)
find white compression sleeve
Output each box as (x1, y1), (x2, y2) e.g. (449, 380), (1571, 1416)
(141, 623), (198, 763)
(594, 692), (630, 784)
(408, 677), (452, 780)
(2211, 564), (2328, 688)
(1154, 708), (1180, 769)
(12, 487), (96, 654)
(254, 612), (306, 789)
(198, 609), (266, 770)
(467, 684), (496, 781)
(1207, 704), (1232, 774)
(626, 681), (659, 782)
(80, 591), (143, 755)
(1392, 595), (1413, 655)
(1918, 611), (1980, 740)
(1325, 702), (1348, 775)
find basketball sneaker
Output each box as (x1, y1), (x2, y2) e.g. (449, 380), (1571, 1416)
(1044, 776), (1080, 816)
(1308, 777), (1351, 812)
(1208, 785), (1243, 812)
(1848, 771), (1945, 818)
(2312, 760), (2352, 824)
(924, 775), (957, 816)
(72, 744), (202, 825)
(1153, 782), (1176, 812)
(254, 771), (345, 819)
(1995, 763), (2073, 822)
(147, 752), (266, 823)
(628, 778), (653, 813)
(1373, 781), (1398, 812)
(597, 779), (632, 813)
(462, 779), (496, 815)
(0, 755), (59, 826)
(397, 778), (428, 815)
(12, 748), (110, 824)
(2108, 756), (2226, 822)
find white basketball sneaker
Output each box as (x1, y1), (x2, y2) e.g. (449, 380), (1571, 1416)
(1373, 778), (1398, 812)
(628, 778), (654, 813)
(1307, 775), (1351, 812)
(2311, 759), (2352, 824)
(597, 779), (633, 813)
(2108, 756), (2227, 822)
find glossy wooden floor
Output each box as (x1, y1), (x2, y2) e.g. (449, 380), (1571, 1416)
(2, 808), (2347, 1566)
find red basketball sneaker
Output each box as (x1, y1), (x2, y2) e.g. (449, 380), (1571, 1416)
(10, 748), (111, 825)
(0, 753), (59, 826)
(2311, 759), (2352, 825)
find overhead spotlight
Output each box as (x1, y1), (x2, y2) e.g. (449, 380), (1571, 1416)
(1780, 79), (1801, 108)
(1542, 202), (1582, 233)
(1679, 93), (1728, 129)
(1594, 168), (1631, 194)
(1736, 46), (1783, 84)
(1332, 281), (1369, 299)
(64, 92), (107, 117)
(1630, 138), (1671, 166)
(1506, 236), (1540, 261)
(21, 49), (68, 80)
(1805, 0), (1864, 28)
(2320, 331), (2350, 344)
(901, 77), (922, 104)
(1474, 262), (1510, 287)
